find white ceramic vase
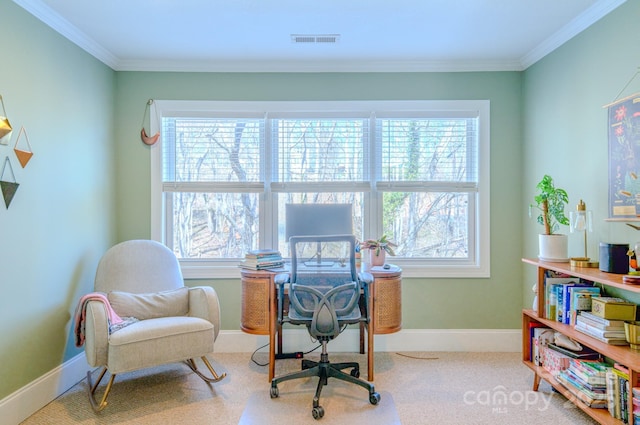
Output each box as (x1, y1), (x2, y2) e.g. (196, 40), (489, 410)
(538, 234), (569, 262)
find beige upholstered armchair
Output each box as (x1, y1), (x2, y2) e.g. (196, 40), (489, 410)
(78, 240), (226, 411)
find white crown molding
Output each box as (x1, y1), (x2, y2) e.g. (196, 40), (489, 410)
(520, 0), (627, 69)
(114, 58), (524, 73)
(13, 0), (627, 73)
(12, 0), (119, 69)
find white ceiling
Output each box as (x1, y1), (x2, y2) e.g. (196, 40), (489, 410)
(14, 0), (627, 72)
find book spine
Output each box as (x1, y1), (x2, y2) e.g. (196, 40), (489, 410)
(608, 370), (621, 419)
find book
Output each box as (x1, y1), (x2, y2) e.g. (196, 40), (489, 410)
(563, 368), (607, 393)
(568, 286), (601, 325)
(576, 312), (625, 331)
(532, 327), (554, 366)
(239, 249), (285, 270)
(245, 249), (281, 258)
(574, 321), (627, 338)
(545, 276), (578, 320)
(579, 311), (626, 328)
(238, 260), (285, 270)
(574, 324), (629, 344)
(557, 282), (593, 324)
(612, 367), (630, 422)
(556, 371), (608, 408)
(568, 359), (609, 386)
(607, 370), (619, 418)
(561, 369), (607, 398)
(546, 342), (600, 360)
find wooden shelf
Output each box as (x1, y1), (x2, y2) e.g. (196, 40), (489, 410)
(522, 359), (621, 425)
(522, 258), (640, 295)
(524, 310), (640, 371)
(522, 258), (639, 425)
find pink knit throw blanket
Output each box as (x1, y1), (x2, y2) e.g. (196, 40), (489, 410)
(73, 292), (124, 347)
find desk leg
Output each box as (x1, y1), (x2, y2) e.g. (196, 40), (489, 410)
(269, 282), (276, 382)
(367, 285), (374, 381)
(359, 322), (365, 354)
(367, 317), (374, 381)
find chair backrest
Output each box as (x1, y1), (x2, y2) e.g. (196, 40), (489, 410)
(288, 235), (361, 339)
(94, 240), (184, 294)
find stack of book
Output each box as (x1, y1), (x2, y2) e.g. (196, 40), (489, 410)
(239, 249), (284, 270)
(574, 311), (628, 345)
(556, 359), (610, 409)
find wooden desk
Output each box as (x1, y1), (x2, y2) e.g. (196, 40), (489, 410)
(240, 266), (402, 382)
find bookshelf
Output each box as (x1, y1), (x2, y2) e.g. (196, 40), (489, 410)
(523, 258), (640, 425)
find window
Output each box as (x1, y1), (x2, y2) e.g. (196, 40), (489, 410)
(151, 100), (490, 278)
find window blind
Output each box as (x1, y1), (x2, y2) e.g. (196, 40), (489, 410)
(162, 117), (263, 184)
(377, 117), (478, 187)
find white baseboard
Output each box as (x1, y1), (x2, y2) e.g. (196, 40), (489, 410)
(3, 328), (520, 425)
(0, 352), (89, 425)
(214, 328), (522, 354)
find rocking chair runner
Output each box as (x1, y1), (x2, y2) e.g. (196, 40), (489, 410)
(80, 240), (226, 411)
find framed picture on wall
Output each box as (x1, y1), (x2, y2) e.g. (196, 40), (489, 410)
(608, 92), (640, 219)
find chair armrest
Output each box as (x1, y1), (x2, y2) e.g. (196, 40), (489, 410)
(274, 273), (290, 285)
(274, 273), (290, 325)
(84, 301), (109, 367)
(188, 286), (222, 341)
(358, 272), (374, 324)
(358, 271), (374, 284)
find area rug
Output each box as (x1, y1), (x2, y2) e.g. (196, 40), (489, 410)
(238, 389), (400, 425)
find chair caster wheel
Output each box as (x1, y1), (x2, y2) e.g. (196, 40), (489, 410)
(369, 392), (381, 405)
(270, 385), (279, 398)
(312, 405), (324, 419)
(350, 368), (360, 378)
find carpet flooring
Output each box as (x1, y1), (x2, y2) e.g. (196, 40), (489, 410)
(20, 351), (598, 424)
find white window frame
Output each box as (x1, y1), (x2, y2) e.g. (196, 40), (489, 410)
(150, 100), (490, 279)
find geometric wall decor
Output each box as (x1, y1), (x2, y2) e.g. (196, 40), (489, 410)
(0, 95), (13, 146)
(13, 126), (33, 168)
(0, 156), (19, 208)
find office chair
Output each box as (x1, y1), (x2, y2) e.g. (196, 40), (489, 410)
(270, 235), (381, 420)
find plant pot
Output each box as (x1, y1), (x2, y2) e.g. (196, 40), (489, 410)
(625, 321), (640, 350)
(370, 249), (386, 266)
(538, 234), (568, 262)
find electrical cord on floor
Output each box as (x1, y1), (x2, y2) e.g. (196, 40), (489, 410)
(250, 342), (270, 367)
(395, 352), (439, 360)
(250, 341), (323, 367)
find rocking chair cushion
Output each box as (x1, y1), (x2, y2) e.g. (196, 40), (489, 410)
(107, 316), (214, 374)
(108, 287), (189, 320)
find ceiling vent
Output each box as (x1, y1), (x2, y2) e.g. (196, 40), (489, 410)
(291, 34), (340, 44)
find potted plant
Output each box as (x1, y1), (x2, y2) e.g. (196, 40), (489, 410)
(360, 235), (397, 266)
(530, 174), (570, 261)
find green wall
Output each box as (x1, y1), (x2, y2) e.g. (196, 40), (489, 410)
(3, 0), (637, 407)
(113, 71), (524, 332)
(522, 0), (640, 305)
(0, 3), (115, 399)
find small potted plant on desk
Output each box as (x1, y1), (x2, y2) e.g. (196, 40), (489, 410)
(360, 235), (397, 267)
(529, 174), (570, 262)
